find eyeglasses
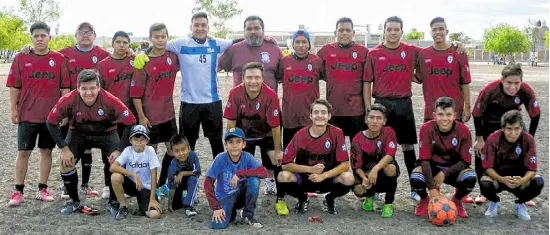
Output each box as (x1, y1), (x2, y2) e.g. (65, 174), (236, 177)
(78, 30), (95, 36)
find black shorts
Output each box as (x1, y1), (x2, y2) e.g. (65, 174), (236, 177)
(353, 162), (401, 185)
(295, 173), (336, 193)
(122, 176), (151, 214)
(329, 115), (365, 137)
(374, 97), (417, 145)
(419, 161), (471, 188)
(283, 127), (302, 149)
(17, 122), (56, 151)
(244, 137), (276, 170)
(149, 119), (178, 145)
(179, 101), (223, 140)
(66, 130), (119, 159)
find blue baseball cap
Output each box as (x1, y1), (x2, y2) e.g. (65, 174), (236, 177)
(224, 127), (245, 140)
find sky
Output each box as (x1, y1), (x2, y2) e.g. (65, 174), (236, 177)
(1, 0), (549, 40)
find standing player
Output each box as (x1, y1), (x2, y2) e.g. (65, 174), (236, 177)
(278, 99), (355, 215)
(275, 28), (322, 215)
(472, 64), (540, 205)
(410, 97), (476, 218)
(480, 110), (543, 221)
(223, 62), (282, 196)
(7, 22), (71, 206)
(317, 17), (368, 140)
(97, 31), (135, 138)
(218, 15), (283, 92)
(46, 69), (136, 215)
(351, 104), (399, 218)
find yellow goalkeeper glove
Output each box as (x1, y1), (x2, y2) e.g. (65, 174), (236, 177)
(133, 52), (149, 70)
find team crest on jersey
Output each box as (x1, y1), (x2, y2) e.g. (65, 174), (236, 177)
(256, 102), (260, 110)
(284, 148), (288, 155)
(468, 147), (473, 155)
(226, 101), (231, 108)
(480, 154), (485, 160)
(530, 156), (536, 163)
(49, 59), (55, 67)
(129, 60), (134, 67)
(447, 55), (453, 64)
(324, 140), (331, 149)
(97, 108), (104, 116)
(352, 52), (358, 59)
(514, 97), (520, 104)
(533, 101), (538, 108)
(261, 52), (270, 63)
(376, 140), (382, 148)
(167, 57), (172, 65)
(92, 55), (98, 64)
(307, 63), (313, 71)
(273, 109), (279, 117)
(400, 51), (406, 59)
(451, 137), (458, 146)
(515, 146), (522, 155)
(389, 141), (396, 149)
(131, 80), (135, 86)
(122, 110), (129, 118)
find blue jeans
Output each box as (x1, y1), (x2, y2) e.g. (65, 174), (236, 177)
(210, 177), (260, 229)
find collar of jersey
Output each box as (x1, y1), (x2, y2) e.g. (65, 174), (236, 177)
(338, 41), (355, 48)
(292, 52), (309, 60)
(191, 36), (207, 44)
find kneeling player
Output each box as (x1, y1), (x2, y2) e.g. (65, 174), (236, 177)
(278, 99), (355, 215)
(411, 97), (476, 218)
(109, 125), (161, 220)
(351, 104), (398, 218)
(480, 110), (543, 221)
(205, 128), (268, 229)
(167, 134), (201, 217)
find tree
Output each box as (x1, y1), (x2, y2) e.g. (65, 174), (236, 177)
(449, 32), (471, 44)
(404, 28), (422, 40)
(18, 0), (61, 23)
(130, 42), (139, 51)
(545, 31), (549, 48)
(482, 24), (530, 63)
(0, 12), (31, 62)
(102, 41), (111, 49)
(49, 34), (75, 50)
(192, 0), (243, 38)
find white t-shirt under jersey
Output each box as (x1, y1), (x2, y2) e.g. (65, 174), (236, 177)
(116, 145), (161, 190)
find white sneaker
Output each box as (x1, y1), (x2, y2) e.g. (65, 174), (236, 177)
(410, 192), (421, 202)
(514, 203), (531, 221)
(264, 178), (277, 195)
(101, 187), (110, 199)
(185, 207), (198, 217)
(61, 187), (70, 199)
(485, 201), (500, 218)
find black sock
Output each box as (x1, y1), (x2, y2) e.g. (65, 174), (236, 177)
(403, 150), (417, 190)
(158, 153), (173, 187)
(101, 154), (111, 187)
(274, 167), (285, 199)
(61, 169), (80, 202)
(326, 183), (351, 203)
(81, 153), (92, 186)
(280, 182), (307, 201)
(15, 184), (24, 194)
(38, 183), (48, 190)
(384, 177), (398, 204)
(208, 137), (224, 159)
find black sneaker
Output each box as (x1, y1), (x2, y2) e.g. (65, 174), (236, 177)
(185, 207), (198, 217)
(241, 217), (263, 228)
(322, 200), (337, 215)
(294, 199), (309, 214)
(115, 206), (129, 220)
(107, 201), (120, 217)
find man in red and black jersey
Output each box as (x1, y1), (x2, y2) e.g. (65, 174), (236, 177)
(317, 17), (368, 139)
(46, 70), (136, 215)
(277, 29), (322, 148)
(6, 22), (71, 207)
(351, 104), (398, 218)
(97, 31), (135, 138)
(277, 99), (355, 215)
(479, 110), (543, 221)
(131, 23), (179, 194)
(410, 97), (476, 219)
(224, 62), (282, 197)
(472, 64), (540, 204)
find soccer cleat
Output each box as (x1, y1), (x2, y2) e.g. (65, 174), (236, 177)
(61, 187), (70, 199)
(36, 188), (54, 202)
(185, 207), (198, 217)
(452, 196), (469, 218)
(80, 186), (99, 197)
(101, 187), (110, 199)
(294, 199), (309, 214)
(115, 206), (129, 220)
(8, 191), (24, 207)
(362, 197), (374, 212)
(322, 200), (337, 215)
(79, 204), (99, 216)
(381, 204), (393, 218)
(60, 201), (80, 215)
(526, 200), (536, 207)
(485, 201), (500, 218)
(264, 179), (277, 196)
(241, 217), (263, 228)
(414, 197), (429, 216)
(108, 201), (120, 217)
(275, 199), (289, 216)
(474, 195), (486, 204)
(514, 203), (531, 221)
(460, 193), (474, 203)
(410, 191), (421, 202)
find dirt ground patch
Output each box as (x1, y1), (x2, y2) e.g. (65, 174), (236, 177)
(0, 63), (547, 235)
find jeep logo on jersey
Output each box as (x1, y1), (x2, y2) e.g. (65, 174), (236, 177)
(92, 55), (98, 64)
(400, 51), (406, 59)
(255, 102), (260, 110)
(324, 139), (331, 149)
(451, 137), (458, 146)
(129, 60), (134, 67)
(288, 75), (313, 83)
(28, 70), (55, 80)
(515, 146), (522, 155)
(114, 73), (133, 82)
(447, 55), (453, 63)
(429, 67), (453, 76)
(331, 61), (358, 71)
(155, 71), (173, 81)
(376, 140), (382, 148)
(261, 52), (270, 63)
(129, 161), (149, 168)
(381, 63), (406, 72)
(49, 59), (55, 67)
(97, 108), (104, 116)
(307, 63), (313, 71)
(514, 97), (520, 104)
(530, 156), (536, 164)
(167, 57), (172, 65)
(352, 52), (357, 59)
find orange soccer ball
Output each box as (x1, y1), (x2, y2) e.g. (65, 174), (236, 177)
(428, 196), (457, 226)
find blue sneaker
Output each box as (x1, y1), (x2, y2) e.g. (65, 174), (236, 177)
(107, 201), (120, 217)
(161, 185), (170, 196)
(155, 188), (162, 201)
(61, 201), (80, 215)
(485, 201), (500, 218)
(514, 203), (531, 221)
(410, 192), (421, 202)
